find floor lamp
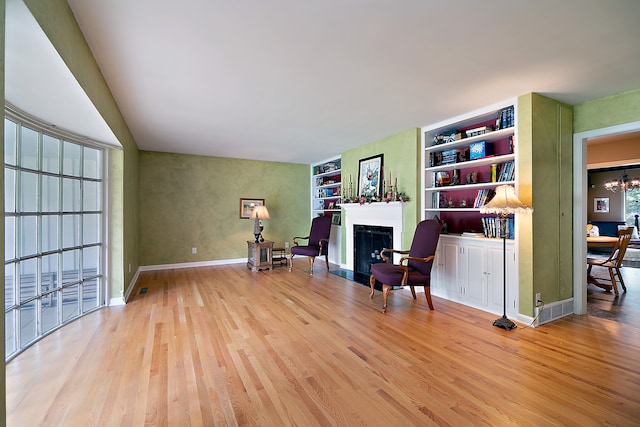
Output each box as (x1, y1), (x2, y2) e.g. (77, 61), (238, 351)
(480, 185), (533, 330)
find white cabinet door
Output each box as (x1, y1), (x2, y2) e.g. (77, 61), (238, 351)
(328, 225), (341, 265)
(431, 243), (445, 294)
(432, 240), (459, 299)
(487, 243), (506, 314)
(487, 241), (517, 316)
(461, 243), (488, 308)
(505, 246), (517, 317)
(432, 236), (518, 317)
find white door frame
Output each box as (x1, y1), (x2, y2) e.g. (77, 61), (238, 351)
(573, 120), (640, 314)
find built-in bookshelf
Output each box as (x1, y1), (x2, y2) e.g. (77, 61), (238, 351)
(422, 101), (517, 235)
(312, 157), (341, 223)
(311, 157), (342, 265)
(422, 100), (519, 317)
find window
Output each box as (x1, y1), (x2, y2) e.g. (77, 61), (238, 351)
(625, 188), (640, 228)
(5, 113), (105, 361)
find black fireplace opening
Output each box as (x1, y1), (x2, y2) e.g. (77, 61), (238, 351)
(353, 225), (393, 289)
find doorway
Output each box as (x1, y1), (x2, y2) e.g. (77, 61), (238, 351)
(573, 120), (640, 315)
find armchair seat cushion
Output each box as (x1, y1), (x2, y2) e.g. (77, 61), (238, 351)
(290, 246), (321, 257)
(371, 263), (430, 286)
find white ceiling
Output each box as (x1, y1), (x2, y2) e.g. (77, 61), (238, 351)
(4, 0), (120, 148)
(7, 1), (640, 164)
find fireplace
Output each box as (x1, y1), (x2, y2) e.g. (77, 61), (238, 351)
(341, 202), (405, 282)
(353, 225), (393, 285)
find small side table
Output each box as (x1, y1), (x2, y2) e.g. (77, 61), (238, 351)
(272, 247), (288, 267)
(247, 240), (273, 272)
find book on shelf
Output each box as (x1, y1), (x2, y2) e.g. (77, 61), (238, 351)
(473, 188), (494, 208)
(462, 232), (485, 238)
(496, 106), (515, 130)
(481, 216), (515, 239)
(497, 160), (515, 182)
(431, 191), (448, 209)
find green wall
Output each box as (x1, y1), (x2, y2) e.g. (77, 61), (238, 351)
(340, 128), (421, 262)
(24, 0), (140, 298)
(574, 88), (640, 133)
(138, 152), (309, 265)
(517, 93), (574, 315)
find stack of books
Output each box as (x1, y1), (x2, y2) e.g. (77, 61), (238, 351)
(481, 217), (515, 239)
(473, 189), (494, 208)
(496, 106), (515, 129)
(496, 161), (515, 182)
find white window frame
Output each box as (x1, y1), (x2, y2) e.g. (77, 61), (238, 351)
(4, 106), (109, 362)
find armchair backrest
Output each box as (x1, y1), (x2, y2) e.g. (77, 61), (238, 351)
(408, 219), (441, 275)
(309, 216), (332, 247)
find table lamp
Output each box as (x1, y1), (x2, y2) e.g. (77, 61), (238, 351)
(250, 205), (270, 243)
(480, 185), (533, 330)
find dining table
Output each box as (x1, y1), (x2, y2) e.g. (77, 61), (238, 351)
(587, 235), (619, 248)
(586, 235), (618, 292)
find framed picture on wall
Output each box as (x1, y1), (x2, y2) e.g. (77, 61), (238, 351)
(332, 213), (341, 225)
(357, 154), (384, 197)
(240, 198), (264, 219)
(594, 197), (609, 213)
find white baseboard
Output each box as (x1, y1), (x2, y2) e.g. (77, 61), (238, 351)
(123, 268), (141, 303)
(109, 296), (125, 306)
(139, 258), (246, 272)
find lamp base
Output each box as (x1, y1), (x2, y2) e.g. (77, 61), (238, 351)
(493, 315), (517, 331)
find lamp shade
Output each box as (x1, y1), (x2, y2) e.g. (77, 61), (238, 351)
(250, 205), (270, 220)
(480, 185), (533, 215)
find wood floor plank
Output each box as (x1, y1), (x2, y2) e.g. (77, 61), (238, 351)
(7, 263), (640, 426)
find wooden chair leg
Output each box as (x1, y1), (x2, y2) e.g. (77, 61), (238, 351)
(307, 256), (315, 275)
(608, 268), (620, 296)
(324, 254), (329, 271)
(382, 284), (391, 313)
(424, 286), (434, 310)
(615, 267), (627, 292)
(409, 285), (417, 300)
(287, 254), (294, 272)
(369, 275), (376, 298)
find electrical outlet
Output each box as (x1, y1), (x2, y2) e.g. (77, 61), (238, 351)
(192, 247), (197, 254)
(284, 241), (290, 249)
(535, 293), (542, 304)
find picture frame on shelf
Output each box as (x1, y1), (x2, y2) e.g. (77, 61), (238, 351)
(239, 198), (264, 219)
(357, 154), (383, 197)
(332, 213), (341, 225)
(328, 201), (335, 209)
(594, 197), (609, 213)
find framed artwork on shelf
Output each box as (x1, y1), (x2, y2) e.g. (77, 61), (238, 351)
(332, 213), (341, 225)
(239, 198), (264, 219)
(357, 154), (383, 197)
(594, 197), (609, 213)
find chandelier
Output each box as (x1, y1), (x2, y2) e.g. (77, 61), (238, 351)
(604, 171), (640, 192)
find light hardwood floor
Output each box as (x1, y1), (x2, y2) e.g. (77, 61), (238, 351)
(7, 263), (640, 426)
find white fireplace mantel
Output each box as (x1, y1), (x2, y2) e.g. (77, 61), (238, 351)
(341, 202), (405, 270)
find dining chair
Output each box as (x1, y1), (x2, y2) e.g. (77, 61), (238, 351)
(587, 227), (633, 295)
(288, 215), (332, 275)
(368, 219), (441, 313)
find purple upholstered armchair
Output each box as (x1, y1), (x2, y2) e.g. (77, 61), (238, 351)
(369, 219), (441, 313)
(288, 216), (332, 275)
